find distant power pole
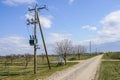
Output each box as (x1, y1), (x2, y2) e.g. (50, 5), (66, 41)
(27, 4), (51, 74)
(96, 48), (97, 54)
(90, 41), (91, 54)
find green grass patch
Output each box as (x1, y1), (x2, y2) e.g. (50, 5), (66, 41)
(0, 62), (77, 80)
(79, 54), (98, 60)
(67, 54), (98, 60)
(99, 61), (120, 80)
(0, 54), (98, 80)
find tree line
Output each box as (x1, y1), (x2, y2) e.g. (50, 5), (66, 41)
(0, 39), (87, 67)
(0, 54), (33, 69)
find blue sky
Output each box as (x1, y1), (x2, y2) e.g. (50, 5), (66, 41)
(0, 0), (120, 55)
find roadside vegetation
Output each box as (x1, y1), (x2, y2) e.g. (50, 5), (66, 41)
(67, 53), (98, 61)
(99, 52), (120, 80)
(99, 61), (120, 80)
(102, 52), (120, 60)
(0, 53), (98, 80)
(0, 55), (78, 80)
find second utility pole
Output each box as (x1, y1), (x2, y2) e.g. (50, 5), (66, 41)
(37, 10), (51, 69)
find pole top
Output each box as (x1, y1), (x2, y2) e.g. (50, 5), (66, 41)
(28, 4), (48, 12)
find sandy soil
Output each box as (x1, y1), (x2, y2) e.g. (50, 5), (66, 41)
(44, 55), (103, 80)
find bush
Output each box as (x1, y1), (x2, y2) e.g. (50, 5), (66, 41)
(68, 57), (77, 61)
(110, 53), (120, 59)
(105, 52), (120, 60)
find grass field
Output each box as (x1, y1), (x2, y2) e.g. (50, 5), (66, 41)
(99, 53), (120, 80)
(99, 61), (120, 80)
(67, 53), (98, 60)
(0, 62), (77, 80)
(0, 54), (98, 80)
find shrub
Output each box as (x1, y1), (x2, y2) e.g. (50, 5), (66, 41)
(105, 52), (120, 60)
(68, 57), (77, 61)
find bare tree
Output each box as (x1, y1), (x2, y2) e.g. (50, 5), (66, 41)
(41, 53), (45, 63)
(9, 54), (16, 64)
(4, 55), (11, 70)
(5, 54), (15, 64)
(24, 53), (33, 68)
(74, 45), (86, 60)
(54, 39), (72, 65)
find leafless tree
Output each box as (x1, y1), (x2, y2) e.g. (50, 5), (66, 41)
(24, 53), (32, 68)
(4, 55), (11, 69)
(41, 53), (45, 63)
(9, 54), (16, 64)
(5, 54), (16, 64)
(54, 39), (72, 64)
(73, 45), (86, 60)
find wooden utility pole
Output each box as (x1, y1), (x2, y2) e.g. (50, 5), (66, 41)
(27, 4), (51, 74)
(28, 5), (38, 74)
(33, 5), (37, 74)
(37, 12), (51, 69)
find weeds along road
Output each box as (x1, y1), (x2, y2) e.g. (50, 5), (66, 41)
(45, 55), (103, 80)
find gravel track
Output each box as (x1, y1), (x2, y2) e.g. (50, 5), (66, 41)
(44, 55), (103, 80)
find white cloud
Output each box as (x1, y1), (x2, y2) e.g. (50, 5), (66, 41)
(2, 0), (37, 6)
(82, 25), (97, 31)
(69, 0), (75, 4)
(47, 33), (72, 44)
(40, 16), (52, 29)
(25, 13), (34, 20)
(78, 10), (120, 45)
(98, 10), (120, 43)
(0, 36), (32, 55)
(25, 13), (52, 29)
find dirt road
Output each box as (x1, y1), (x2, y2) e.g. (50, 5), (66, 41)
(45, 55), (103, 80)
